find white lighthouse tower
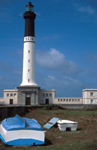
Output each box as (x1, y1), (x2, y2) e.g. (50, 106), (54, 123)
(20, 2), (37, 86)
(17, 2), (40, 105)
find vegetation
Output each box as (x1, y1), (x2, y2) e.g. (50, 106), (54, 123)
(0, 105), (97, 150)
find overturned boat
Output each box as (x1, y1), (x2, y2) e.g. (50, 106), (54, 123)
(0, 115), (45, 145)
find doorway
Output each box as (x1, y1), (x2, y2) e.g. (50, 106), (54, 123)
(46, 99), (49, 104)
(10, 99), (13, 104)
(26, 97), (31, 105)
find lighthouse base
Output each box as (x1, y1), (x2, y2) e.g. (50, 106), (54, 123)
(17, 86), (40, 105)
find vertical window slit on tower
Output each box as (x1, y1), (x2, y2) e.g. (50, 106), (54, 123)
(28, 79), (30, 82)
(28, 50), (30, 53)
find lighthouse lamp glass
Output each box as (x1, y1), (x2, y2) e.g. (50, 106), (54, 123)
(26, 6), (33, 12)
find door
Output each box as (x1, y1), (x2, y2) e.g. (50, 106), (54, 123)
(46, 99), (49, 104)
(10, 99), (13, 104)
(26, 97), (31, 105)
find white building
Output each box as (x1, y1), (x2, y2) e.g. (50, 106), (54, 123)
(82, 89), (97, 104)
(0, 88), (97, 105)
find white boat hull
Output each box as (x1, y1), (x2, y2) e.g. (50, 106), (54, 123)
(0, 124), (45, 145)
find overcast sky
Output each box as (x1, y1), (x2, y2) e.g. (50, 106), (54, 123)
(0, 0), (97, 97)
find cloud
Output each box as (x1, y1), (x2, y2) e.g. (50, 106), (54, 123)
(35, 12), (41, 16)
(41, 74), (82, 97)
(78, 6), (95, 14)
(36, 48), (79, 74)
(47, 75), (81, 87)
(48, 75), (55, 80)
(19, 13), (23, 17)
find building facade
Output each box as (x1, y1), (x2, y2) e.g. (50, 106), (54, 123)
(0, 88), (97, 105)
(83, 89), (97, 104)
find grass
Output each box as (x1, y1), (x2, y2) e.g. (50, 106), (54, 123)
(2, 141), (97, 150)
(0, 105), (97, 150)
(66, 110), (97, 115)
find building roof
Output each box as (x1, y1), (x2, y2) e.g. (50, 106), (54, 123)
(26, 2), (34, 8)
(1, 115), (43, 131)
(83, 89), (97, 92)
(4, 89), (18, 92)
(40, 89), (55, 92)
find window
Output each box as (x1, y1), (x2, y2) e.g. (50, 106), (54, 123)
(28, 79), (30, 82)
(58, 99), (60, 102)
(61, 99), (62, 101)
(7, 93), (9, 97)
(66, 99), (68, 102)
(75, 99), (77, 101)
(72, 99), (74, 102)
(28, 69), (30, 72)
(14, 93), (16, 97)
(28, 50), (30, 53)
(43, 93), (45, 97)
(49, 93), (52, 96)
(78, 99), (80, 102)
(10, 93), (13, 97)
(64, 99), (65, 101)
(28, 60), (30, 62)
(90, 99), (93, 103)
(69, 99), (71, 102)
(90, 92), (93, 96)
(46, 93), (48, 97)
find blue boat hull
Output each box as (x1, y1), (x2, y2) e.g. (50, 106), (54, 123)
(0, 134), (44, 145)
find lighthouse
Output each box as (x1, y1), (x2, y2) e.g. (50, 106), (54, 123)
(20, 2), (37, 86)
(17, 2), (40, 105)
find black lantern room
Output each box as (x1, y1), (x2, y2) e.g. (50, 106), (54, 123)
(23, 2), (36, 37)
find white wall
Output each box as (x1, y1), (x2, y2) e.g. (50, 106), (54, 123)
(2, 88), (97, 105)
(54, 97), (83, 105)
(0, 97), (5, 104)
(4, 89), (18, 104)
(39, 89), (83, 105)
(39, 89), (55, 104)
(83, 89), (97, 104)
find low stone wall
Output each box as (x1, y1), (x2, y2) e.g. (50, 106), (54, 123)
(0, 106), (31, 121)
(60, 104), (97, 109)
(0, 98), (4, 104)
(0, 104), (97, 121)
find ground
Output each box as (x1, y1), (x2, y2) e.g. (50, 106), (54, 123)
(0, 105), (97, 150)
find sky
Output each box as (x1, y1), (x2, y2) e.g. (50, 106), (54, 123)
(0, 0), (97, 97)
